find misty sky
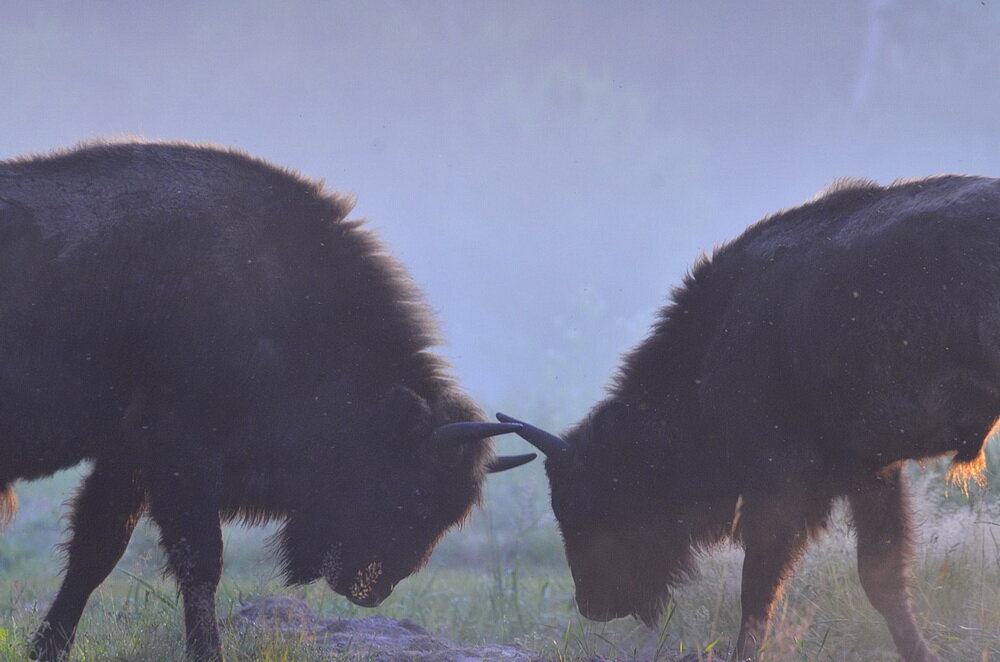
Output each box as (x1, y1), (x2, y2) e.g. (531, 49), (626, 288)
(2, 1), (998, 427)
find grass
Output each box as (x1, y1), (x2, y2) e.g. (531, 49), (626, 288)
(2, 458), (1000, 660)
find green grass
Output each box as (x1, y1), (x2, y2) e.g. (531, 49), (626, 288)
(3, 458), (1000, 660)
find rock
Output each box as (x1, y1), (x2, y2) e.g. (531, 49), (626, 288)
(674, 654), (727, 662)
(236, 595), (314, 624)
(233, 596), (539, 661)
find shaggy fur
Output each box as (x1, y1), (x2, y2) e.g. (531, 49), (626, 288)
(0, 140), (498, 662)
(518, 175), (1000, 662)
(0, 483), (15, 528)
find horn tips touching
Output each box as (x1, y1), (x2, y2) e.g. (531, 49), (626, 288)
(494, 421), (524, 434)
(430, 421), (523, 445)
(494, 412), (572, 459)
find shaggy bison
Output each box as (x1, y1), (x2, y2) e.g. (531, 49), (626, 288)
(500, 176), (1000, 662)
(0, 141), (532, 661)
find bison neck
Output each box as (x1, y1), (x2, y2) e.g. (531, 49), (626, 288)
(596, 258), (739, 502)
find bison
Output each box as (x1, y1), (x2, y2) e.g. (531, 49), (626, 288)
(499, 175), (1000, 662)
(0, 140), (533, 661)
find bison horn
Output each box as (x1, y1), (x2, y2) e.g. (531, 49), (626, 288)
(495, 412), (574, 459)
(430, 421), (523, 445)
(486, 453), (538, 473)
(427, 421), (524, 468)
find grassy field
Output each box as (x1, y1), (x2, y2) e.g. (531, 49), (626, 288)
(2, 456), (1000, 661)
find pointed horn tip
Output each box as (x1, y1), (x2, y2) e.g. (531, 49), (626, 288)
(496, 412), (520, 424)
(486, 452), (538, 473)
(431, 421), (523, 444)
(495, 412), (572, 458)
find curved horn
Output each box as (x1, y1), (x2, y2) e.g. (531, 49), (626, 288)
(486, 453), (537, 473)
(430, 421), (522, 446)
(495, 412), (574, 459)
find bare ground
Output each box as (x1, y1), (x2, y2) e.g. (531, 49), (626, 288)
(230, 597), (721, 662)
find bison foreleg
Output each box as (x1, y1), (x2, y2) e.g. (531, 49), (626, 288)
(30, 462), (146, 661)
(733, 491), (814, 660)
(148, 462), (224, 662)
(849, 466), (939, 662)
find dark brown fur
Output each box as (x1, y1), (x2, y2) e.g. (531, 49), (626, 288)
(516, 175), (1000, 662)
(0, 140), (499, 661)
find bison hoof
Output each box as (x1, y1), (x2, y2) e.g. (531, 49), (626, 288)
(28, 623), (73, 662)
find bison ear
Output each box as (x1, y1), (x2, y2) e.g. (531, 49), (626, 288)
(376, 385), (432, 441)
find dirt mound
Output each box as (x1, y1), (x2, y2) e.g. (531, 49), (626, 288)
(234, 596), (539, 661)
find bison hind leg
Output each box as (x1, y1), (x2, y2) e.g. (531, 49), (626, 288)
(0, 482), (16, 528)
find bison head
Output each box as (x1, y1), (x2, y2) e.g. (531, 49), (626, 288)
(497, 406), (684, 626)
(277, 387), (531, 607)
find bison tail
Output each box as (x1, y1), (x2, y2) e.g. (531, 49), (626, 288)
(0, 482), (17, 529)
(946, 419), (995, 497)
(947, 452), (987, 497)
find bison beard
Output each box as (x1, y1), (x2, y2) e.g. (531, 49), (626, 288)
(501, 175), (1000, 662)
(0, 140), (529, 662)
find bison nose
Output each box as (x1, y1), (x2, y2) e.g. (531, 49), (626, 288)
(347, 579), (398, 608)
(575, 594), (621, 622)
(347, 592), (386, 608)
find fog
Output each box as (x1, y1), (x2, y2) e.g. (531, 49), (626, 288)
(3, 1), (998, 425)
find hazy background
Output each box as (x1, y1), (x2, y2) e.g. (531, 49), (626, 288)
(3, 4), (1000, 657)
(3, 0), (999, 427)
